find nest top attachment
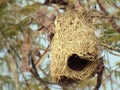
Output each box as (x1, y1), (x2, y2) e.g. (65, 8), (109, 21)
(50, 8), (100, 85)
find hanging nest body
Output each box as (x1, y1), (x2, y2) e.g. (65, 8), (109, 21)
(50, 8), (100, 85)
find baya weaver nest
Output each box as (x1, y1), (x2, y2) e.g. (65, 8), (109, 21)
(50, 8), (100, 85)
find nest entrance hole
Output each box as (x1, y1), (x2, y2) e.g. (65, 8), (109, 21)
(67, 54), (91, 71)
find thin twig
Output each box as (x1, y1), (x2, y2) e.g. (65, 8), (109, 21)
(91, 15), (120, 19)
(103, 70), (113, 81)
(96, 0), (107, 13)
(0, 30), (33, 89)
(22, 74), (32, 90)
(35, 42), (51, 65)
(109, 50), (120, 56)
(100, 43), (120, 53)
(38, 66), (49, 77)
(0, 30), (22, 60)
(30, 64), (50, 90)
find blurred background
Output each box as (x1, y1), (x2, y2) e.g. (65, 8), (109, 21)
(0, 0), (120, 90)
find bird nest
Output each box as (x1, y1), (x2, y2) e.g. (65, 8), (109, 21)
(50, 8), (100, 85)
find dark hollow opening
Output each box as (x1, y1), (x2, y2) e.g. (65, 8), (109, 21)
(67, 54), (91, 71)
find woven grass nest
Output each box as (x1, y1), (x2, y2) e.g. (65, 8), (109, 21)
(50, 8), (100, 85)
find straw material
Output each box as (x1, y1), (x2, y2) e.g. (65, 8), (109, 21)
(50, 8), (100, 84)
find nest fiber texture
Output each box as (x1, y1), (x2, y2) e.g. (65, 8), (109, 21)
(50, 8), (99, 84)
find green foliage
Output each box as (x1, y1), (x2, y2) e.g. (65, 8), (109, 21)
(78, 78), (97, 88)
(19, 3), (42, 15)
(0, 75), (12, 82)
(101, 33), (120, 43)
(114, 70), (120, 78)
(100, 23), (120, 44)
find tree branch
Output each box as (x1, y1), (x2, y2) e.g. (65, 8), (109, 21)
(100, 43), (120, 53)
(96, 0), (107, 14)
